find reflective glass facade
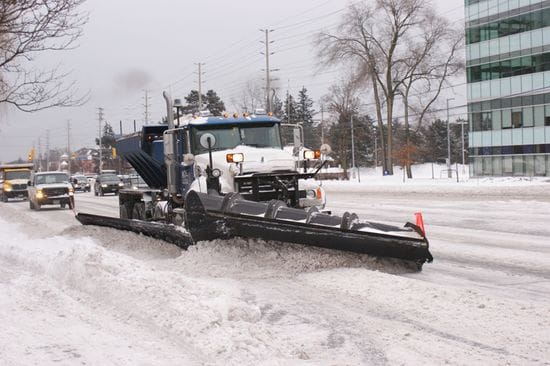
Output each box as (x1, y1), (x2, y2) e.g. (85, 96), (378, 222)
(466, 0), (550, 176)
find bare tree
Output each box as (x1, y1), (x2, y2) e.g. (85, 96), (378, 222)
(316, 0), (461, 176)
(0, 0), (88, 113)
(394, 8), (464, 178)
(230, 78), (265, 113)
(321, 77), (361, 176)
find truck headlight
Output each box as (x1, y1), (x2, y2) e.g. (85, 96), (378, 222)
(306, 189), (316, 199)
(68, 187), (74, 195)
(101, 184), (107, 188)
(226, 153), (244, 163)
(118, 182), (124, 187)
(4, 183), (12, 192)
(304, 150), (321, 160)
(36, 190), (44, 199)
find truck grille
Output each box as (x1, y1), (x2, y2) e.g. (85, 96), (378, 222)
(44, 187), (68, 196)
(12, 184), (27, 190)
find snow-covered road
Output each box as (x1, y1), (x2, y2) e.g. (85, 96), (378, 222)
(1, 180), (549, 365)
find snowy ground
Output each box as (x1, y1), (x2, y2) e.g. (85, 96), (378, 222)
(1, 164), (549, 365)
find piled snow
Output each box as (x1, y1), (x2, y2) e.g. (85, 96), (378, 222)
(1, 165), (549, 365)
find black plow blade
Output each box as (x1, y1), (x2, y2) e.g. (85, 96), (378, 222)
(75, 212), (194, 249)
(185, 191), (433, 270)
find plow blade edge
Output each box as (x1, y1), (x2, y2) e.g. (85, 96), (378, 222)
(75, 212), (193, 249)
(184, 191), (433, 269)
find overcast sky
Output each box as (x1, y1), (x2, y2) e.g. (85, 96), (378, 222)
(0, 0), (465, 163)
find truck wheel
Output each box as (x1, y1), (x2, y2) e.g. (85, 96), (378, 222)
(35, 202), (41, 210)
(120, 202), (132, 219)
(68, 198), (75, 210)
(29, 200), (35, 210)
(61, 202), (66, 208)
(100, 188), (104, 196)
(1, 194), (7, 203)
(94, 188), (98, 196)
(132, 202), (145, 220)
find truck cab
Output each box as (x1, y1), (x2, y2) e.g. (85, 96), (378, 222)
(0, 163), (34, 202)
(169, 113), (325, 208)
(116, 112), (326, 215)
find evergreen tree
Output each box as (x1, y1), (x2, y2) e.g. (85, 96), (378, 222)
(296, 87), (315, 123)
(205, 89), (225, 116)
(296, 87), (320, 149)
(282, 93), (299, 124)
(271, 93), (284, 118)
(281, 93), (299, 146)
(420, 119), (448, 163)
(183, 90), (207, 114)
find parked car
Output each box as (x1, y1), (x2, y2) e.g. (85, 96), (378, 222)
(94, 173), (124, 196)
(71, 174), (91, 192)
(27, 171), (74, 210)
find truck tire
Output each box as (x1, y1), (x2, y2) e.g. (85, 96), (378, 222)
(119, 201), (134, 219)
(1, 193), (7, 203)
(100, 188), (104, 196)
(69, 197), (75, 210)
(29, 200), (35, 210)
(131, 202), (145, 220)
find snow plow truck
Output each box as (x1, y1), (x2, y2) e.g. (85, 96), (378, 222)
(76, 92), (433, 270)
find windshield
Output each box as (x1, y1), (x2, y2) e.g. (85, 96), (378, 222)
(5, 170), (31, 180)
(191, 123), (282, 154)
(35, 173), (69, 185)
(99, 174), (120, 182)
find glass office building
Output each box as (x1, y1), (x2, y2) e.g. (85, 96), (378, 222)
(465, 0), (550, 176)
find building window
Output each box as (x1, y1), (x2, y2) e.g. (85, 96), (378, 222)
(512, 110), (523, 128)
(545, 106), (550, 126)
(502, 109), (512, 129)
(534, 106), (544, 127)
(481, 112), (492, 130)
(472, 112), (482, 131)
(466, 8), (550, 45)
(523, 107), (534, 127)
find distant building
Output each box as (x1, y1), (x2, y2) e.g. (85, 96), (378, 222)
(465, 0), (550, 176)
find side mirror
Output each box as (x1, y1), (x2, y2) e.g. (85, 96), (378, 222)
(27, 180), (32, 186)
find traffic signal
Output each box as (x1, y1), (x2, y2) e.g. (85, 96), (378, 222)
(27, 152), (32, 162)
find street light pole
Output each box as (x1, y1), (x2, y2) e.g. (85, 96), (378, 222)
(350, 114), (360, 182)
(446, 98), (454, 179)
(461, 119), (465, 176)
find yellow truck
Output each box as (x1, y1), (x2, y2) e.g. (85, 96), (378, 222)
(0, 163), (34, 202)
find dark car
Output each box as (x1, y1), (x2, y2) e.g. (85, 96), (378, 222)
(27, 171), (75, 210)
(94, 173), (124, 196)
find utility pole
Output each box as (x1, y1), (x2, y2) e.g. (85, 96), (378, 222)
(143, 90), (151, 125)
(67, 120), (71, 174)
(98, 107), (104, 174)
(195, 62), (205, 111)
(320, 104), (324, 143)
(37, 137), (42, 171)
(446, 98), (454, 179)
(45, 130), (50, 170)
(260, 29), (275, 113)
